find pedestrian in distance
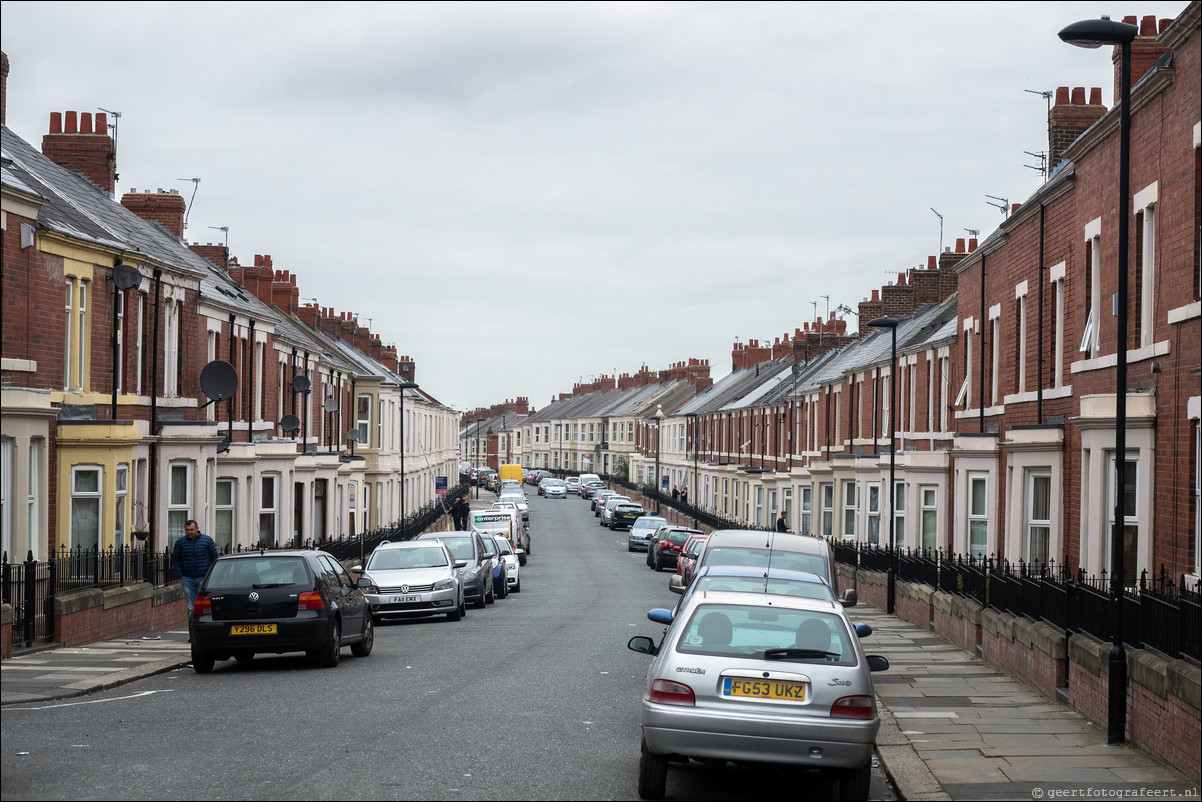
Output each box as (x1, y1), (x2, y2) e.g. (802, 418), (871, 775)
(671, 485), (679, 502)
(172, 520), (219, 623)
(679, 485), (688, 506)
(776, 510), (790, 533)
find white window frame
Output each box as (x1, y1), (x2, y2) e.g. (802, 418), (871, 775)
(920, 484), (938, 552)
(215, 478), (235, 552)
(893, 480), (906, 548)
(1134, 183), (1157, 349)
(1106, 452), (1139, 581)
(801, 486), (812, 536)
(1051, 263), (1066, 387)
(260, 473), (279, 547)
(820, 482), (833, 537)
(167, 461), (193, 548)
(1083, 221), (1102, 356)
(1024, 470), (1051, 566)
(70, 465), (103, 551)
(842, 479), (857, 539)
(1015, 282), (1028, 395)
(866, 482), (880, 546)
(0, 438), (10, 558)
(968, 472), (989, 558)
(356, 394), (372, 448)
(115, 464), (128, 549)
(28, 440), (40, 560)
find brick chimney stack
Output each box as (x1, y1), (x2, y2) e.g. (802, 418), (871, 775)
(190, 243), (230, 270)
(42, 109), (117, 195)
(1114, 15), (1173, 111)
(121, 189), (186, 239)
(1049, 86), (1105, 171)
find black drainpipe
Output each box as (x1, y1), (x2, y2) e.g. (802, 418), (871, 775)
(149, 268), (163, 555)
(247, 319), (256, 439)
(1038, 205), (1046, 424)
(979, 254), (986, 433)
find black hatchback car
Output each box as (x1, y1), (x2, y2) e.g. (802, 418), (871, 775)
(189, 550), (373, 673)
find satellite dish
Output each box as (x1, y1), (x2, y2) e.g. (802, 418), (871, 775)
(346, 429), (360, 444)
(217, 437), (231, 454)
(322, 398), (338, 413)
(200, 360), (239, 402)
(280, 414), (301, 433)
(113, 262), (142, 290)
(291, 375), (311, 393)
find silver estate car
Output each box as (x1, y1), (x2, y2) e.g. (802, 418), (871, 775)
(628, 591), (888, 800)
(358, 540), (467, 622)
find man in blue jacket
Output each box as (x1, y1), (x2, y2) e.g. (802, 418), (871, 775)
(173, 520), (219, 623)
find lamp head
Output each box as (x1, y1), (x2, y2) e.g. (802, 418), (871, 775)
(1058, 16), (1138, 48)
(868, 317), (899, 329)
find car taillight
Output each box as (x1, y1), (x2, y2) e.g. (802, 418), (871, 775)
(297, 590), (326, 610)
(193, 595), (212, 616)
(650, 678), (695, 706)
(831, 695), (876, 719)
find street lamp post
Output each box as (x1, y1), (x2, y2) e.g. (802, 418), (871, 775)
(869, 317), (899, 615)
(653, 404), (664, 514)
(685, 412), (699, 527)
(476, 417), (484, 500)
(1060, 14), (1137, 746)
(398, 381), (419, 525)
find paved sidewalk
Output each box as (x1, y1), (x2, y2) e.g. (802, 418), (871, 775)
(2, 629), (191, 706)
(2, 605), (1197, 800)
(852, 605), (1198, 801)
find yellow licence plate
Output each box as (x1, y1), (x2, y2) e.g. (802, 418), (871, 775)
(723, 677), (807, 701)
(229, 623), (277, 636)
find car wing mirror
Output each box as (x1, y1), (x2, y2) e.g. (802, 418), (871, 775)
(854, 622), (872, 638)
(627, 636), (658, 656)
(647, 608), (673, 625)
(840, 589), (859, 608)
(356, 576), (373, 590)
(454, 560), (468, 569)
(668, 575), (684, 594)
(866, 654), (890, 672)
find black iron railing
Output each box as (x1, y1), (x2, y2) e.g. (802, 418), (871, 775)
(827, 541), (1199, 662)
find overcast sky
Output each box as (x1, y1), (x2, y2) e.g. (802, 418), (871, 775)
(1, 1), (1190, 413)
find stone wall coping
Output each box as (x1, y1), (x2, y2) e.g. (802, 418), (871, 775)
(981, 607), (1016, 640)
(102, 584), (152, 610)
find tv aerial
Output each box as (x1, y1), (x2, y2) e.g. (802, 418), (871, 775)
(986, 195), (1010, 218)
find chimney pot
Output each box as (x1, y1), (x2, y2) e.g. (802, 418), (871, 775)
(49, 111), (63, 134)
(968, 238), (978, 252)
(1055, 86), (1070, 105)
(65, 110), (77, 134)
(80, 111), (93, 134)
(927, 255), (936, 269)
(1070, 86), (1086, 105)
(1089, 87), (1102, 106)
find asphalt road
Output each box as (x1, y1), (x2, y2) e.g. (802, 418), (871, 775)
(0, 490), (894, 801)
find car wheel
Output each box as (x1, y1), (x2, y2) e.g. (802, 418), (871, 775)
(191, 648), (216, 674)
(485, 580), (496, 605)
(497, 577), (508, 599)
(638, 737), (668, 800)
(518, 554), (528, 566)
(474, 589), (487, 609)
(837, 763), (871, 802)
(317, 619), (341, 668)
(351, 614), (374, 657)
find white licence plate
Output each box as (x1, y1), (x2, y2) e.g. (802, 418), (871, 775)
(392, 595), (422, 603)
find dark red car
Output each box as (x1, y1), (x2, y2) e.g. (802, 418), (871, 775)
(647, 527), (703, 572)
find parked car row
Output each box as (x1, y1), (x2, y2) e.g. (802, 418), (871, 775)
(187, 493), (535, 674)
(548, 483), (883, 801)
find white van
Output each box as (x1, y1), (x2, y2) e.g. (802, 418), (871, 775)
(578, 473), (601, 487)
(470, 508), (528, 564)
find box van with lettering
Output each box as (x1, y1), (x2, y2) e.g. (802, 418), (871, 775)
(470, 508), (528, 564)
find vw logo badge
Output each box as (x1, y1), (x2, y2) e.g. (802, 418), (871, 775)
(400, 584), (410, 593)
(249, 591), (260, 602)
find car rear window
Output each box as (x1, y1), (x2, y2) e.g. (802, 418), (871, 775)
(438, 536), (475, 561)
(666, 530), (693, 545)
(694, 575), (833, 601)
(368, 546), (448, 570)
(675, 603), (854, 665)
(617, 505), (643, 513)
(705, 547), (827, 576)
(206, 557), (310, 590)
